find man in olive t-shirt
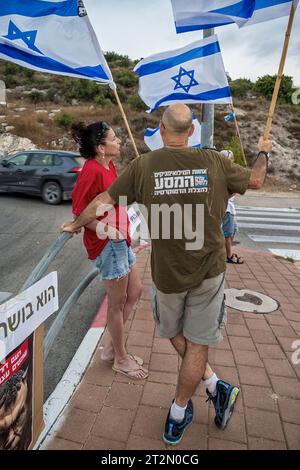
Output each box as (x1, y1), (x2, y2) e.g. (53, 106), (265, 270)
(62, 104), (271, 445)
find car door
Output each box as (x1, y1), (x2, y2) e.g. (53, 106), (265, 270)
(0, 153), (30, 190)
(25, 153), (55, 191)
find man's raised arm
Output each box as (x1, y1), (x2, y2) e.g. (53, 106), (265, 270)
(61, 191), (116, 233)
(248, 137), (272, 190)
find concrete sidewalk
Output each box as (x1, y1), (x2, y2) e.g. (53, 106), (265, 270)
(43, 247), (300, 450)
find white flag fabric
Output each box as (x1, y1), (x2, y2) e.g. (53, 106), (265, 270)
(144, 115), (202, 151)
(133, 35), (231, 113)
(244, 0), (299, 27)
(171, 0), (298, 32)
(0, 0), (115, 87)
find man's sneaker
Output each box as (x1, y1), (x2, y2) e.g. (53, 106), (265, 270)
(206, 380), (240, 430)
(163, 399), (194, 445)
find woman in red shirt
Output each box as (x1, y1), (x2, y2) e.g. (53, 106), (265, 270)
(71, 121), (148, 380)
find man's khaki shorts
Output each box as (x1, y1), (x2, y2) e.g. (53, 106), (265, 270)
(152, 273), (227, 345)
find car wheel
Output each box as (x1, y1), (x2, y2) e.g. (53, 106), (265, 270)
(42, 181), (62, 205)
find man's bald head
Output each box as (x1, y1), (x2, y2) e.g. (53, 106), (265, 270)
(162, 104), (193, 134)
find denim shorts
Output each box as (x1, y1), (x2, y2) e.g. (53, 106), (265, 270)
(92, 240), (136, 281)
(222, 212), (238, 238)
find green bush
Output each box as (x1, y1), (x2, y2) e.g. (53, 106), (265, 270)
(27, 90), (46, 103)
(105, 52), (132, 68)
(222, 136), (247, 167)
(127, 94), (147, 111)
(115, 70), (137, 88)
(254, 74), (295, 103)
(230, 78), (253, 97)
(54, 112), (74, 129)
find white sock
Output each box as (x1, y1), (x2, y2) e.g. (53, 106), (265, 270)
(203, 373), (219, 396)
(170, 400), (187, 422)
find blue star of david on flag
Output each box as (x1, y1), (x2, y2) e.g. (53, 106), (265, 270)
(3, 20), (42, 54)
(171, 66), (199, 93)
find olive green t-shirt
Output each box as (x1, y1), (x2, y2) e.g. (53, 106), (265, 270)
(108, 147), (251, 293)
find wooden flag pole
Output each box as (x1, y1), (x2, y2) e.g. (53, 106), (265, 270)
(263, 3), (296, 140)
(112, 87), (140, 159)
(231, 103), (247, 166)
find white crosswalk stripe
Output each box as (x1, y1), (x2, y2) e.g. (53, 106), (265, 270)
(235, 205), (300, 259)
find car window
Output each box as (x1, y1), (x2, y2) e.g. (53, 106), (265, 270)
(28, 154), (53, 166)
(8, 154), (29, 166)
(53, 155), (63, 166)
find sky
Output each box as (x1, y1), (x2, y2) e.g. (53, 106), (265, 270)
(84, 0), (300, 86)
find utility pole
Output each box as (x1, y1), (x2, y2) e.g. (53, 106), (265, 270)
(201, 28), (215, 148)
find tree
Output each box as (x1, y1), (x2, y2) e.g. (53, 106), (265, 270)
(254, 74), (295, 103)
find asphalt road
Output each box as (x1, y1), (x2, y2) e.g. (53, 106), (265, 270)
(0, 193), (105, 400)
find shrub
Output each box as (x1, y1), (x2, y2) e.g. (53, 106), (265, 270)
(254, 74), (295, 103)
(105, 52), (132, 68)
(230, 78), (254, 97)
(127, 94), (147, 111)
(222, 136), (247, 167)
(27, 90), (46, 104)
(115, 70), (137, 88)
(54, 112), (74, 129)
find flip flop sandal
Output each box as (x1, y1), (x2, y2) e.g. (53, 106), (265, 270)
(101, 354), (144, 366)
(112, 356), (148, 380)
(226, 254), (244, 264)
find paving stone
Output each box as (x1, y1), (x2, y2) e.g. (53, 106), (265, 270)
(210, 365), (240, 386)
(263, 358), (296, 378)
(91, 406), (135, 442)
(249, 329), (278, 344)
(126, 435), (166, 450)
(278, 397), (300, 424)
(209, 349), (235, 367)
(131, 319), (155, 334)
(248, 437), (287, 450)
(241, 385), (278, 411)
(141, 382), (176, 408)
(85, 361), (115, 386)
(256, 344), (286, 359)
(148, 371), (178, 385)
(282, 422), (300, 450)
(83, 436), (125, 450)
(57, 408), (96, 444)
(208, 438), (247, 450)
(245, 408), (285, 441)
(70, 383), (109, 413)
(46, 437), (83, 450)
(192, 396), (209, 425)
(226, 324), (250, 337)
(229, 336), (256, 351)
(237, 365), (271, 387)
(270, 376), (300, 400)
(245, 319), (272, 331)
(127, 331), (154, 348)
(149, 353), (178, 373)
(208, 409), (247, 443)
(233, 350), (264, 367)
(132, 405), (167, 439)
(152, 337), (177, 355)
(277, 336), (298, 353)
(104, 382), (143, 409)
(266, 315), (290, 327)
(271, 325), (299, 338)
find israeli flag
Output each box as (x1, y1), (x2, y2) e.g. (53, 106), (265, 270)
(245, 1), (299, 27)
(171, 0), (298, 32)
(133, 35), (232, 113)
(0, 0), (115, 87)
(144, 115), (202, 151)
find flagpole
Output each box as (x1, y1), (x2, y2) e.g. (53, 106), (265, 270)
(202, 29), (215, 148)
(263, 2), (296, 140)
(231, 104), (247, 166)
(112, 87), (140, 159)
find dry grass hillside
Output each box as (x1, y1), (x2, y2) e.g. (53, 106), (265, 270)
(0, 57), (299, 192)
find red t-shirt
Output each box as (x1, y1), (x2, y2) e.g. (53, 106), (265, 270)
(72, 159), (131, 260)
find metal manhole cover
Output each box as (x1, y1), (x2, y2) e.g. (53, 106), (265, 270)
(225, 289), (279, 314)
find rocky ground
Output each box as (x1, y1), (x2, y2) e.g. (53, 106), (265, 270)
(0, 94), (299, 194)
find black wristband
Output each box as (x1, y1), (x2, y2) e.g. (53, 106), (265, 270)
(257, 151), (270, 160)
